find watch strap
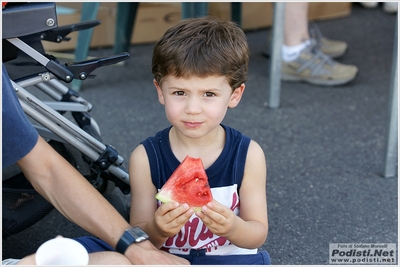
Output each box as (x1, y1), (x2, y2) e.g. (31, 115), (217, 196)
(116, 226), (149, 254)
(116, 229), (136, 254)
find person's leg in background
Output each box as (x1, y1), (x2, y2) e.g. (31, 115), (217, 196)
(281, 2), (358, 86)
(284, 2), (310, 47)
(281, 2), (311, 62)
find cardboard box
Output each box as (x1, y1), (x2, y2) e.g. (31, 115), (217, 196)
(43, 2), (352, 51)
(131, 3), (181, 44)
(209, 2), (352, 31)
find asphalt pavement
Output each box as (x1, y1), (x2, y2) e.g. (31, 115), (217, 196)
(2, 3), (398, 265)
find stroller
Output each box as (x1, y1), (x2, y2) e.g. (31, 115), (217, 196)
(3, 2), (131, 237)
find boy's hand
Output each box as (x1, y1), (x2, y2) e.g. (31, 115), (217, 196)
(154, 202), (194, 237)
(196, 200), (238, 238)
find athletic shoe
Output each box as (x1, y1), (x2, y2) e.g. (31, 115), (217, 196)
(383, 2), (398, 13)
(263, 23), (348, 59)
(309, 23), (348, 58)
(281, 39), (358, 86)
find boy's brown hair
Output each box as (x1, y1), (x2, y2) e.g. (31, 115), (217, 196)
(152, 16), (249, 91)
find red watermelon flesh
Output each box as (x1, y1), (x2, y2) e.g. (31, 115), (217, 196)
(155, 155), (213, 211)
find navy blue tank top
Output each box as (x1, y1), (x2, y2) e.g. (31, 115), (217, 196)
(141, 124), (256, 254)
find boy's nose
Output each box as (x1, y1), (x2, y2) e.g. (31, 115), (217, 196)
(185, 96), (202, 114)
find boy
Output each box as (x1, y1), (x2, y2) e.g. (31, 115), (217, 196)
(129, 17), (270, 264)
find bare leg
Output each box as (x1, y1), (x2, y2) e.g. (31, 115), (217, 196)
(284, 2), (310, 46)
(16, 254), (36, 265)
(88, 251), (131, 265)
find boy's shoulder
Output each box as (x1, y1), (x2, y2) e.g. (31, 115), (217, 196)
(221, 124), (250, 140)
(142, 126), (172, 143)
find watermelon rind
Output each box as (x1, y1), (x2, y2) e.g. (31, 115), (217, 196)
(191, 207), (203, 212)
(155, 190), (173, 204)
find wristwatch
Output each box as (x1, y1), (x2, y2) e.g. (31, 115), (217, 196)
(116, 226), (149, 254)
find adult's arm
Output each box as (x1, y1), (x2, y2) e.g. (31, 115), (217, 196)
(17, 136), (188, 265)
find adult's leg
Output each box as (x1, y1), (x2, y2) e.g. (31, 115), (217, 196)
(16, 255), (35, 265)
(284, 2), (310, 46)
(88, 251), (131, 265)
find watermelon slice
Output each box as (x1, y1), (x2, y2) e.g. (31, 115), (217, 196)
(155, 155), (213, 211)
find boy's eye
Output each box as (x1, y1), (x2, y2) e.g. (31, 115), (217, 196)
(204, 92), (216, 97)
(173, 91), (185, 96)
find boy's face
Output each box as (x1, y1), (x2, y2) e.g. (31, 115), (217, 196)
(154, 75), (245, 139)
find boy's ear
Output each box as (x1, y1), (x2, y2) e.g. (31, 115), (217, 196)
(153, 79), (165, 105)
(228, 83), (245, 108)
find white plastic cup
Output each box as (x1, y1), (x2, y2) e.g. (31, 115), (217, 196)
(35, 237), (89, 265)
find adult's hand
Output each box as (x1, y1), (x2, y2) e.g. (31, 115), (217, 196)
(125, 240), (189, 265)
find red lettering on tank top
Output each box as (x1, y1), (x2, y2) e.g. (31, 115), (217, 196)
(165, 236), (174, 247)
(202, 237), (230, 252)
(230, 191), (239, 210)
(164, 190), (240, 250)
(189, 218), (214, 246)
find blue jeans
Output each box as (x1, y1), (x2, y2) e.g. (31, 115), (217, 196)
(74, 236), (271, 265)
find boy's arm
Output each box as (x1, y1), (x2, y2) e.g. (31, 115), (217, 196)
(130, 145), (194, 249)
(129, 145), (170, 248)
(198, 140), (269, 248)
(230, 140), (269, 247)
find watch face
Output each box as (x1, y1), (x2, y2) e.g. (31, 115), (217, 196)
(127, 227), (149, 243)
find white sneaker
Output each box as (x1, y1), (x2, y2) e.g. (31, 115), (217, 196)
(383, 2), (398, 13)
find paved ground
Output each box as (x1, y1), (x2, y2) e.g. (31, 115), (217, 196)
(2, 3), (398, 265)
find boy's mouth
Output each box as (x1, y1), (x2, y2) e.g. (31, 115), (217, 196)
(183, 121), (202, 128)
